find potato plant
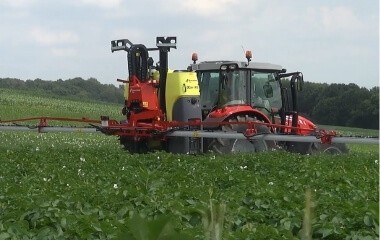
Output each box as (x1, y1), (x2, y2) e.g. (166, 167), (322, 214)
(0, 89), (378, 239)
(0, 130), (378, 239)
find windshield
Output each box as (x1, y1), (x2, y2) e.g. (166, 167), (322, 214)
(251, 72), (282, 109)
(198, 69), (282, 110)
(218, 70), (248, 106)
(198, 71), (220, 109)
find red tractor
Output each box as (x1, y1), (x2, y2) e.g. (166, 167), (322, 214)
(189, 53), (349, 154)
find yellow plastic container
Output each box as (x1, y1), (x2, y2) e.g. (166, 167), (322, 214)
(165, 71), (200, 121)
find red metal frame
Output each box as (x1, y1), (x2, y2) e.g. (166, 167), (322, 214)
(315, 129), (337, 144)
(100, 117), (317, 139)
(0, 116), (100, 125)
(0, 116), (100, 133)
(0, 115), (337, 144)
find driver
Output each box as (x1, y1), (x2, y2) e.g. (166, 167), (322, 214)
(252, 81), (271, 115)
(219, 73), (245, 106)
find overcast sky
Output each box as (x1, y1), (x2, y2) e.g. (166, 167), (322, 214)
(0, 0), (378, 88)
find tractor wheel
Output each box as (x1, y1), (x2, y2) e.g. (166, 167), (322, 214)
(287, 129), (349, 155)
(208, 114), (276, 154)
(287, 141), (349, 155)
(309, 142), (349, 155)
(120, 137), (149, 154)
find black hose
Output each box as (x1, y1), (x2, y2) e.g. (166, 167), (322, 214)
(127, 44), (149, 82)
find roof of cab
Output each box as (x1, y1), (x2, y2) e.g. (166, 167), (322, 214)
(191, 61), (283, 71)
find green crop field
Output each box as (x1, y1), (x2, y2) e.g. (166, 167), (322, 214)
(0, 88), (379, 239)
(0, 88), (121, 125)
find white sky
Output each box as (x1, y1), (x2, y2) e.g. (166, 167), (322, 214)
(0, 0), (378, 88)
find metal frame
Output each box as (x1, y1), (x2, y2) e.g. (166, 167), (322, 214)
(0, 116), (378, 145)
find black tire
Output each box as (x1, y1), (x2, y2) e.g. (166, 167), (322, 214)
(254, 124), (276, 152)
(287, 141), (349, 155)
(120, 137), (149, 154)
(286, 141), (312, 155)
(309, 142), (349, 155)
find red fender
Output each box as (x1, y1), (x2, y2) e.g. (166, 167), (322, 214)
(274, 115), (317, 135)
(296, 115), (317, 135)
(204, 105), (272, 129)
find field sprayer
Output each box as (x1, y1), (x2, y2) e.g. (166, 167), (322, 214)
(0, 37), (378, 154)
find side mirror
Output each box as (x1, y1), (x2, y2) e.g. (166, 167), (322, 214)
(263, 83), (273, 98)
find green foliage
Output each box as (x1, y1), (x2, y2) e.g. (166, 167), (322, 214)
(0, 77), (124, 104)
(193, 190), (226, 240)
(299, 189), (312, 240)
(0, 130), (378, 239)
(118, 215), (192, 240)
(0, 85), (378, 239)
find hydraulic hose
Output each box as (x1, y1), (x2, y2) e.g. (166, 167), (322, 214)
(127, 44), (149, 82)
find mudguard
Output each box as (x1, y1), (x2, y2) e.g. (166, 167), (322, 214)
(273, 114), (316, 135)
(296, 116), (317, 135)
(204, 105), (272, 129)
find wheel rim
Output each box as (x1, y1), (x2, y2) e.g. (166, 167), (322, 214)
(310, 142), (344, 155)
(322, 146), (343, 154)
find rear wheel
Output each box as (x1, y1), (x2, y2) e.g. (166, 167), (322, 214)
(309, 142), (349, 154)
(287, 128), (349, 155)
(207, 114), (276, 154)
(287, 140), (349, 155)
(120, 137), (149, 154)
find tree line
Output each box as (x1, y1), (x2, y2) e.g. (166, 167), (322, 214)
(296, 82), (378, 130)
(0, 78), (378, 129)
(0, 77), (124, 104)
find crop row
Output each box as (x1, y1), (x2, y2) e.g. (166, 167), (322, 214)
(0, 131), (378, 239)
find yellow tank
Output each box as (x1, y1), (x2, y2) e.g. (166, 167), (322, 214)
(151, 69), (174, 81)
(165, 71), (200, 121)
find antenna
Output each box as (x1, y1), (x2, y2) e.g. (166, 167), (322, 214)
(241, 45), (245, 55)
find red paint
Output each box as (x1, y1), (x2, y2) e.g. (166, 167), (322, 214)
(208, 105), (272, 123)
(127, 75), (160, 111)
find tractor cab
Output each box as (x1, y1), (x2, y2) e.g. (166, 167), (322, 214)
(191, 60), (284, 120)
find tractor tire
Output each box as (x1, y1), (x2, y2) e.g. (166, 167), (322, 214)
(120, 137), (149, 154)
(254, 124), (277, 152)
(286, 128), (349, 155)
(287, 141), (349, 155)
(309, 142), (349, 155)
(207, 114), (276, 154)
(286, 142), (311, 155)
